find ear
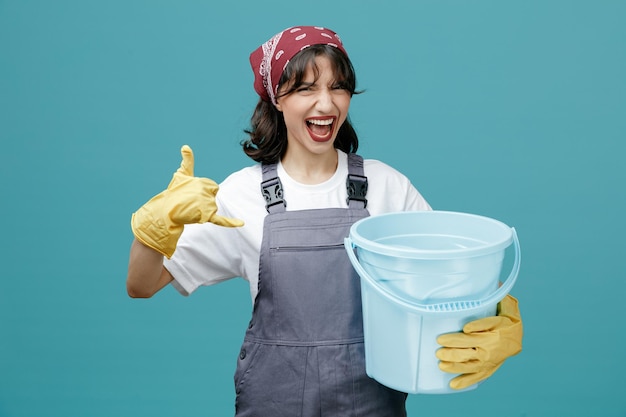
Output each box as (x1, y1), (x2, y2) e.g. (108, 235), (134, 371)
(274, 99), (282, 112)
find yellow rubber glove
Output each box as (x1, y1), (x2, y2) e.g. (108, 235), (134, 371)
(131, 145), (244, 258)
(436, 294), (523, 390)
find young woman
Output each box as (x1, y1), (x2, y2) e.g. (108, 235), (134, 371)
(127, 26), (522, 417)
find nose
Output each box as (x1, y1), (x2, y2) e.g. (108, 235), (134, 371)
(315, 87), (334, 113)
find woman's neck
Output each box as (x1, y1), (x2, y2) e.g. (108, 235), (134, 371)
(281, 149), (338, 185)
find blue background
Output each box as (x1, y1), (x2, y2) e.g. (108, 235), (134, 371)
(1, 0), (624, 416)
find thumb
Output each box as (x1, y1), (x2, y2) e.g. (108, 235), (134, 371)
(177, 145), (194, 177)
(463, 316), (506, 333)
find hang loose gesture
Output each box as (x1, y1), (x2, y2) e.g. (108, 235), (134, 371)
(131, 145), (244, 259)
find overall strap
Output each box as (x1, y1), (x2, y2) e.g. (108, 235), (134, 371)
(346, 153), (368, 209)
(260, 163), (286, 214)
(260, 153), (368, 213)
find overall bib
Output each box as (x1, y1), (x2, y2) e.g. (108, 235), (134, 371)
(234, 154), (407, 417)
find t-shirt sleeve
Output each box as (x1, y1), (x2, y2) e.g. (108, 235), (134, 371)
(402, 176), (432, 212)
(163, 221), (244, 296)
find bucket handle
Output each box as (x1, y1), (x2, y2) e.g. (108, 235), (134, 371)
(344, 227), (521, 313)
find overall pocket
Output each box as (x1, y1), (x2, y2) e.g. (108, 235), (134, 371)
(234, 343), (308, 416)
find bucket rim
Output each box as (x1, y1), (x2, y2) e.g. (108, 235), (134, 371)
(344, 227), (521, 315)
(349, 211), (514, 260)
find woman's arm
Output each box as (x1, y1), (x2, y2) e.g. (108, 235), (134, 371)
(126, 145), (243, 298)
(126, 238), (174, 298)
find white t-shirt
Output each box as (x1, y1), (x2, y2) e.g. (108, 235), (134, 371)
(163, 150), (431, 302)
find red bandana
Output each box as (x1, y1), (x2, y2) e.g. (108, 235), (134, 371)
(250, 26), (348, 105)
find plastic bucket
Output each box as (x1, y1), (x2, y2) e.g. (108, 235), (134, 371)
(344, 211), (520, 394)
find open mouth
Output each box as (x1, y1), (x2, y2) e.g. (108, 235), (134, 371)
(306, 117), (336, 142)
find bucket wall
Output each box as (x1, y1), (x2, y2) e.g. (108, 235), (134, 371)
(358, 248), (503, 304)
(360, 273), (498, 394)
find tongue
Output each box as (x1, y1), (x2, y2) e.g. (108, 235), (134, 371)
(309, 123), (331, 136)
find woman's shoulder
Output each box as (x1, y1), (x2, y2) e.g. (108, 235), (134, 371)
(217, 164), (264, 207)
(221, 164), (263, 186)
(362, 157), (410, 181)
(216, 163), (267, 226)
(359, 155), (431, 213)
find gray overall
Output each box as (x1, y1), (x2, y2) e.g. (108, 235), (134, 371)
(234, 154), (407, 416)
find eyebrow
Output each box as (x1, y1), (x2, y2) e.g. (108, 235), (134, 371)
(299, 78), (343, 88)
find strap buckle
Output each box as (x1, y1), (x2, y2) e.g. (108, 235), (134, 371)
(261, 177), (286, 212)
(346, 173), (368, 208)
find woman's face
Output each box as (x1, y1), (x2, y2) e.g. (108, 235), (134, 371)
(276, 55), (351, 160)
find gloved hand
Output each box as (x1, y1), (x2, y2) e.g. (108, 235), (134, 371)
(436, 294), (523, 390)
(131, 145), (244, 258)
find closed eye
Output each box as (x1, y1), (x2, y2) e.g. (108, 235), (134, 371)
(296, 82), (316, 92)
(331, 81), (350, 91)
